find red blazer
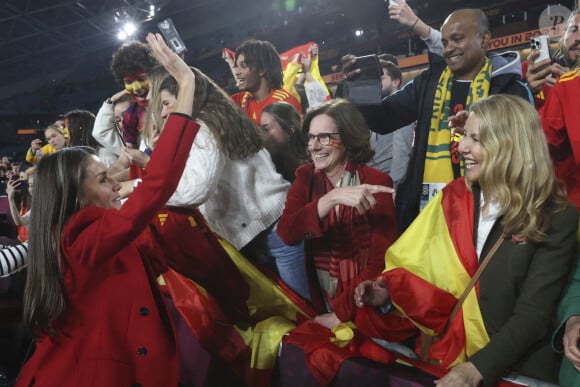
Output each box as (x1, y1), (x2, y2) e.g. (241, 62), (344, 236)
(16, 114), (199, 387)
(278, 163), (397, 322)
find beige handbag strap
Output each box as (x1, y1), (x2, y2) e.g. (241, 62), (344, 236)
(419, 234), (505, 364)
(419, 233), (506, 363)
(444, 233), (506, 333)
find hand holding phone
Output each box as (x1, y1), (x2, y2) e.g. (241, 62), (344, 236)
(530, 35), (550, 64)
(31, 138), (42, 151)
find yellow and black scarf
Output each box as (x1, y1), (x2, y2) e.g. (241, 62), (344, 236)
(423, 58), (492, 183)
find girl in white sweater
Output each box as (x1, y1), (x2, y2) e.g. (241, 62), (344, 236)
(144, 65), (310, 300)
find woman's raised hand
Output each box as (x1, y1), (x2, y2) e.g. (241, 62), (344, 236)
(146, 33), (194, 89)
(146, 33), (194, 117)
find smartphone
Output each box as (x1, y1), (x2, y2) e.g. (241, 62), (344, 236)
(157, 18), (187, 55)
(530, 35), (550, 64)
(388, 0), (399, 6)
(18, 180), (29, 191)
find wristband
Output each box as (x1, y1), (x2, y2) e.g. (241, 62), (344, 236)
(411, 18), (419, 29)
(377, 302), (392, 315)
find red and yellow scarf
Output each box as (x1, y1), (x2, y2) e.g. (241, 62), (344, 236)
(309, 162), (372, 312)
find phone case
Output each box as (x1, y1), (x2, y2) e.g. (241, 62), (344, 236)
(530, 35), (550, 63)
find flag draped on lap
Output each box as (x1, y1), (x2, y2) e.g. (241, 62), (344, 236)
(279, 180), (522, 386)
(146, 207), (315, 386)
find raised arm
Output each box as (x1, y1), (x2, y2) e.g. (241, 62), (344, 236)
(63, 34), (200, 264)
(388, 0), (443, 55)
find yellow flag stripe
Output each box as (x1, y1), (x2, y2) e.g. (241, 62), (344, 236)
(384, 190), (489, 363)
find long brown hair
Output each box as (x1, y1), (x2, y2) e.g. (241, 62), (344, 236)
(145, 65), (263, 160)
(262, 102), (308, 161)
(64, 109), (98, 149)
(23, 147), (95, 338)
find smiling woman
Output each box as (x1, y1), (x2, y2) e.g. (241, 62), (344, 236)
(15, 33), (202, 387)
(458, 112), (483, 183)
(79, 154), (122, 210)
(278, 98), (398, 330)
(355, 95), (577, 386)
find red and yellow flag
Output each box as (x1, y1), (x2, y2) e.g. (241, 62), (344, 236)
(148, 208), (316, 386)
(381, 178), (489, 366)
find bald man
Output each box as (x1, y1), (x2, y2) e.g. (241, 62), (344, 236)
(355, 9), (532, 233)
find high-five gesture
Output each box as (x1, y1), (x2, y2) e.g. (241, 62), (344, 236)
(146, 33), (194, 117)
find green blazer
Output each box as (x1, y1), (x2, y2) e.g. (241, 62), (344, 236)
(468, 188), (578, 385)
(553, 234), (580, 386)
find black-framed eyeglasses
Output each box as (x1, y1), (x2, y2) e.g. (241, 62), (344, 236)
(306, 132), (341, 146)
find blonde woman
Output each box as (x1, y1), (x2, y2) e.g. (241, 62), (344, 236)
(25, 124), (69, 164)
(355, 95), (577, 386)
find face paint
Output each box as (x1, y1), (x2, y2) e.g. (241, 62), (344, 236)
(123, 71), (150, 97)
(327, 138), (342, 148)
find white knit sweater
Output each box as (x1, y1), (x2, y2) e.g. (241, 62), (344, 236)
(166, 121), (290, 249)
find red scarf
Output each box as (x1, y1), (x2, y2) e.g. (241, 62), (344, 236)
(309, 162), (372, 311)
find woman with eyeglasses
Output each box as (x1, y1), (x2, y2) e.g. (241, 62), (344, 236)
(277, 98), (397, 329)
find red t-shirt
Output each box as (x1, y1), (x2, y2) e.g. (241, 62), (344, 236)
(232, 88), (302, 125)
(539, 69), (580, 210)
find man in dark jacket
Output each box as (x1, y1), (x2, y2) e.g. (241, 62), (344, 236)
(353, 9), (532, 233)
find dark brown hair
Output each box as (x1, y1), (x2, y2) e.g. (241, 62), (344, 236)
(111, 40), (157, 85)
(262, 102), (308, 161)
(235, 39), (283, 90)
(146, 65), (263, 160)
(302, 98), (374, 164)
(24, 147), (96, 338)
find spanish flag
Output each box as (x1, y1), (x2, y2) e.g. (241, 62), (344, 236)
(146, 207), (316, 386)
(359, 178), (490, 367)
(278, 180), (520, 386)
(280, 42), (331, 103)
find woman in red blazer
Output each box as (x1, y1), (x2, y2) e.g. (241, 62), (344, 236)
(16, 34), (200, 387)
(277, 98), (397, 329)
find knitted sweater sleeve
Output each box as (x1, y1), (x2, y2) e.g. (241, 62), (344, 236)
(166, 123), (225, 207)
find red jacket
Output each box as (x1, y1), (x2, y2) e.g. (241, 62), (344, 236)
(278, 163), (397, 322)
(539, 69), (580, 211)
(16, 114), (199, 387)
